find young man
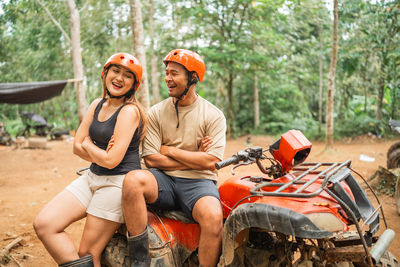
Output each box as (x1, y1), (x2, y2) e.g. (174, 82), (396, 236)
(122, 49), (226, 267)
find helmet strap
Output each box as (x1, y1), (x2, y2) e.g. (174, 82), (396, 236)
(106, 89), (125, 99)
(174, 71), (198, 128)
(105, 82), (136, 99)
(124, 88), (136, 99)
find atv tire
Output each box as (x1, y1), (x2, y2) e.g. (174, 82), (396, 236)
(388, 142), (400, 158)
(387, 143), (400, 169)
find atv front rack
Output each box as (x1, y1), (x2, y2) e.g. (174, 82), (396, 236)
(249, 160), (380, 234)
(250, 160), (351, 198)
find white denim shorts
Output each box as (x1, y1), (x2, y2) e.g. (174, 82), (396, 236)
(66, 170), (125, 223)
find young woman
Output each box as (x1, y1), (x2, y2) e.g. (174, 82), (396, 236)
(33, 53), (146, 267)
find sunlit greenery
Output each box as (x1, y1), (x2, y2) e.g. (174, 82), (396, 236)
(1, 0), (399, 139)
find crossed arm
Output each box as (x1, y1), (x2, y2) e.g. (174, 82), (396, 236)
(144, 136), (220, 171)
(73, 100), (139, 169)
(73, 99), (101, 162)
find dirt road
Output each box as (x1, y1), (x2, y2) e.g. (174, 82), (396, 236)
(0, 135), (399, 266)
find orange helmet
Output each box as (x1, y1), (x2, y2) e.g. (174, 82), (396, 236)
(101, 52), (143, 91)
(163, 49), (205, 82)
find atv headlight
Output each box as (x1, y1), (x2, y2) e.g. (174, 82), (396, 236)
(305, 213), (347, 233)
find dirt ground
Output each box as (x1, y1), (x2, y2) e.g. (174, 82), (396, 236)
(0, 135), (399, 266)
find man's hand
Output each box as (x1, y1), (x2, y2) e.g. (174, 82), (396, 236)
(106, 135), (115, 152)
(160, 136), (213, 158)
(199, 136), (213, 152)
(160, 145), (174, 157)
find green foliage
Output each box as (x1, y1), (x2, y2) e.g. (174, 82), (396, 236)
(336, 115), (382, 138)
(376, 177), (397, 196)
(0, 0), (400, 141)
(3, 118), (25, 138)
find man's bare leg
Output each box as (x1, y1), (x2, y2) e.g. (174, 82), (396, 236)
(122, 169), (159, 266)
(122, 169), (158, 235)
(192, 196), (223, 267)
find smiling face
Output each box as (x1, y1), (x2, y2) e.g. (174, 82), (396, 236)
(164, 62), (188, 98)
(105, 65), (136, 97)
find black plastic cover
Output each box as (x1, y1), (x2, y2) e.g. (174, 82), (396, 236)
(0, 80), (68, 104)
(328, 168), (379, 235)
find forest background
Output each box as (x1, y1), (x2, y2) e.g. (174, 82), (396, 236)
(0, 0), (399, 141)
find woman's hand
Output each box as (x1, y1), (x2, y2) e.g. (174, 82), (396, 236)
(106, 135), (115, 152)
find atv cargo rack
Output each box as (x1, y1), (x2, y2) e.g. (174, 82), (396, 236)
(250, 160), (351, 198)
(250, 160), (380, 234)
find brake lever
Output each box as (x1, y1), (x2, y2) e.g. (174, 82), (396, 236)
(231, 159), (254, 175)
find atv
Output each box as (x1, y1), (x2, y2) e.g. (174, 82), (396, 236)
(101, 130), (398, 266)
(17, 112), (69, 140)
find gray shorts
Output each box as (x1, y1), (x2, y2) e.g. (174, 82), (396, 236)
(147, 169), (220, 219)
(66, 170), (125, 223)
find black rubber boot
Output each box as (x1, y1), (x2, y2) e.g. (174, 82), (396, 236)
(59, 254), (94, 267)
(128, 228), (151, 267)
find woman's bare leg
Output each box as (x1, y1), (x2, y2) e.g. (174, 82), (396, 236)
(78, 214), (121, 267)
(33, 190), (87, 264)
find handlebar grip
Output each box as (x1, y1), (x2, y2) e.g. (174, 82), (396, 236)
(215, 156), (239, 170)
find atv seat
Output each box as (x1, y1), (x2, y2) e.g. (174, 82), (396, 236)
(153, 209), (197, 224)
(116, 209), (197, 238)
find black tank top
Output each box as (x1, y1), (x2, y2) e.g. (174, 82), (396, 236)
(89, 98), (142, 175)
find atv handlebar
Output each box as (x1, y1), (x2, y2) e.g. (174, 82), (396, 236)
(215, 156), (239, 170)
(215, 147), (264, 170)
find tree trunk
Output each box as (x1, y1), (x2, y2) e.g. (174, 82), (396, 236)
(36, 0), (86, 122)
(338, 85), (350, 120)
(253, 73), (259, 129)
(362, 55), (369, 113)
(392, 85), (397, 119)
(227, 71), (234, 138)
(325, 0), (338, 148)
(149, 0), (160, 105)
(66, 0), (86, 123)
(317, 11), (323, 135)
(216, 78), (225, 111)
(129, 0), (150, 111)
(377, 61), (385, 121)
